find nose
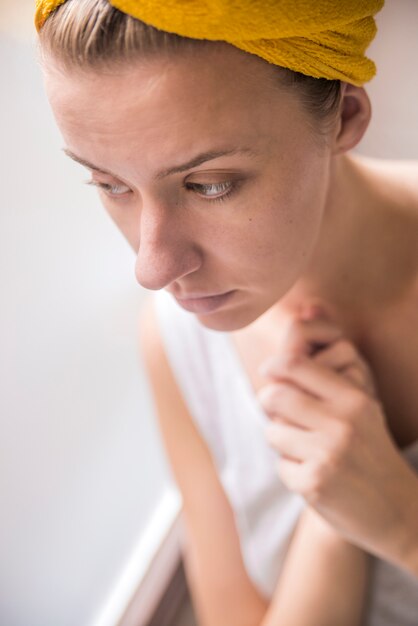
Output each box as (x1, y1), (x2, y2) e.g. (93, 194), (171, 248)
(134, 202), (202, 291)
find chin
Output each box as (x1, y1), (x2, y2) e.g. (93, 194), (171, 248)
(195, 305), (263, 332)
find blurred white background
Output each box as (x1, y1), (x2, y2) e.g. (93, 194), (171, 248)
(0, 1), (417, 626)
(0, 1), (175, 626)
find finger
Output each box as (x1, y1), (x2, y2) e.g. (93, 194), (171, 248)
(313, 339), (359, 370)
(267, 356), (356, 403)
(342, 364), (377, 397)
(313, 340), (376, 395)
(264, 421), (316, 462)
(276, 456), (311, 497)
(257, 381), (325, 429)
(259, 317), (344, 377)
(285, 316), (344, 357)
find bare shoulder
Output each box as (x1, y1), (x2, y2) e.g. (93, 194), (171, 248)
(353, 155), (418, 290)
(356, 154), (418, 212)
(356, 153), (418, 178)
(383, 159), (418, 207)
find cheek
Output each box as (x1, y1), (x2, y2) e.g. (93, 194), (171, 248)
(247, 208), (317, 274)
(217, 163), (328, 277)
(262, 157), (329, 261)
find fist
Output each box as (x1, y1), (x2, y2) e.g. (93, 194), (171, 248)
(256, 306), (414, 559)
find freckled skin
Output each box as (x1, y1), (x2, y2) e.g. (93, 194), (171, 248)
(42, 42), (392, 332)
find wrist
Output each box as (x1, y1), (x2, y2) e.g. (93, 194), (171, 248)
(303, 508), (348, 545)
(383, 466), (418, 577)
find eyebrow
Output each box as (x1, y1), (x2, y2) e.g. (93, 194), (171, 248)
(62, 146), (258, 180)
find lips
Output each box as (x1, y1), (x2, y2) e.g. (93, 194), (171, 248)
(173, 290), (235, 314)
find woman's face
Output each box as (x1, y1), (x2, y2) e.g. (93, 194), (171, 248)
(44, 43), (332, 330)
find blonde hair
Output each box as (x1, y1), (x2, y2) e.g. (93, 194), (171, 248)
(38, 0), (212, 70)
(38, 0), (341, 126)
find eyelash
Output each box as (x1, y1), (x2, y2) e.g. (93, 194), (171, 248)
(184, 181), (237, 203)
(85, 179), (239, 203)
(85, 180), (130, 197)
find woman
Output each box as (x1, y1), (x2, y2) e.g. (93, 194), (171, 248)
(35, 1), (418, 624)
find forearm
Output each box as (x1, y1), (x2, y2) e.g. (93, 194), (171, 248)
(374, 463), (418, 578)
(261, 509), (370, 626)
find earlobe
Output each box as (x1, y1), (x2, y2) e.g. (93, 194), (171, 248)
(332, 83), (371, 155)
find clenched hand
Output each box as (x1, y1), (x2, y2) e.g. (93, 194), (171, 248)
(258, 305), (418, 567)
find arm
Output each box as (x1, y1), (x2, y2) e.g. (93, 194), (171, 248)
(139, 297), (268, 626)
(262, 508), (370, 626)
(371, 463), (418, 578)
(139, 297), (370, 626)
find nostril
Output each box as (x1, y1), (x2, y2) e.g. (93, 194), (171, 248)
(134, 243), (202, 291)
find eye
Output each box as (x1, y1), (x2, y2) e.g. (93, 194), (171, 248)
(185, 181), (236, 203)
(85, 178), (239, 203)
(85, 179), (131, 198)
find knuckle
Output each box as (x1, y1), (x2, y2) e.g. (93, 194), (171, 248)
(345, 388), (369, 414)
(337, 338), (357, 358)
(320, 441), (348, 481)
(265, 424), (280, 446)
(258, 383), (287, 413)
(344, 364), (362, 379)
(258, 387), (274, 411)
(332, 421), (356, 456)
(318, 445), (340, 470)
(367, 395), (385, 420)
(303, 468), (325, 503)
(258, 385), (273, 407)
(282, 353), (303, 371)
(338, 419), (356, 443)
(277, 458), (295, 490)
(344, 367), (369, 393)
(285, 321), (307, 345)
(289, 318), (305, 332)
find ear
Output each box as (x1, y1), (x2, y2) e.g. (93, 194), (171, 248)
(331, 83), (371, 155)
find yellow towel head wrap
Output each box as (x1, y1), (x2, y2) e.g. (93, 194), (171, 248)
(35, 0), (384, 86)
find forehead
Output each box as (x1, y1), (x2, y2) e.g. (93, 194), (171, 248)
(43, 44), (301, 178)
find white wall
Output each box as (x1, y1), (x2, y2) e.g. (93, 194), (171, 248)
(0, 4), (175, 626)
(357, 0), (418, 158)
(0, 1), (417, 626)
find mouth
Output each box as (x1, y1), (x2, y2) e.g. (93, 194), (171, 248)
(173, 290), (236, 314)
